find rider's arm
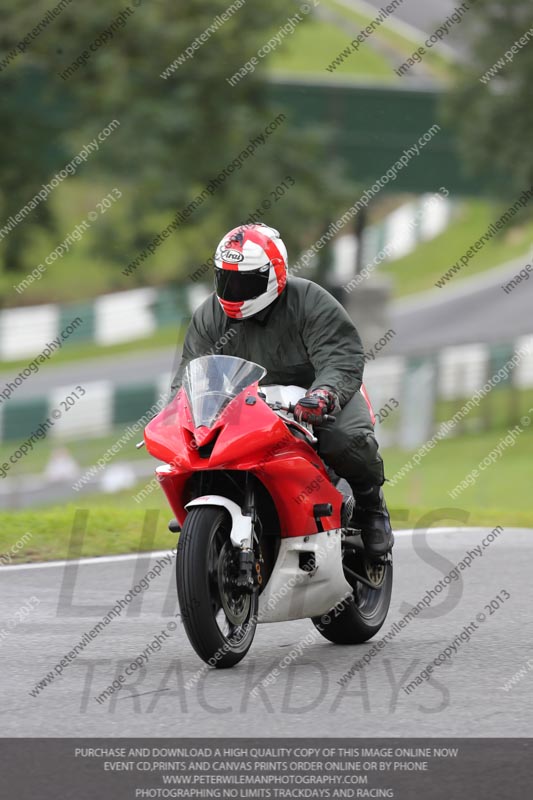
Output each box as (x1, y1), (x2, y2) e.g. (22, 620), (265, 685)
(301, 281), (365, 408)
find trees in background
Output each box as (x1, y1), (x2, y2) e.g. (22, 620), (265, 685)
(445, 0), (533, 196)
(0, 1), (351, 301)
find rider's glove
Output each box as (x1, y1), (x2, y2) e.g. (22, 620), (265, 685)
(294, 388), (337, 425)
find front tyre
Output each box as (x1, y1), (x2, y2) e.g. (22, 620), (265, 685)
(176, 506), (257, 668)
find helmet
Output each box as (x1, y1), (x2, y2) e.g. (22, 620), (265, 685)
(214, 223), (288, 319)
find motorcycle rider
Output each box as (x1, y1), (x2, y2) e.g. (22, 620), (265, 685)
(171, 223), (393, 557)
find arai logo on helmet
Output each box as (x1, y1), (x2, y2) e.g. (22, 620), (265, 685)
(221, 249), (244, 263)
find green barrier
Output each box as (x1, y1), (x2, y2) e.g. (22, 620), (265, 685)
(153, 285), (189, 329)
(112, 383), (158, 426)
(58, 301), (95, 345)
(488, 343), (516, 388)
(2, 397), (50, 442)
(268, 80), (494, 196)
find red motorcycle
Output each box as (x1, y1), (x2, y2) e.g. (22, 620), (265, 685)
(144, 355), (392, 668)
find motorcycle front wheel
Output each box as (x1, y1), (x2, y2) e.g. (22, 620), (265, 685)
(176, 506), (258, 668)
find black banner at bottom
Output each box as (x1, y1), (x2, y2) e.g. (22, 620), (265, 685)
(0, 738), (531, 799)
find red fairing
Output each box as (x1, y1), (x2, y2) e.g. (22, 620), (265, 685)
(144, 384), (343, 536)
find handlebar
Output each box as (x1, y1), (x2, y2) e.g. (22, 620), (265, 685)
(287, 402), (336, 424)
(266, 400), (336, 426)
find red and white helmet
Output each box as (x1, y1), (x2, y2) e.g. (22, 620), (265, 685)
(214, 223), (288, 319)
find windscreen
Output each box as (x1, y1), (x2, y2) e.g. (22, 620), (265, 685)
(183, 355), (266, 428)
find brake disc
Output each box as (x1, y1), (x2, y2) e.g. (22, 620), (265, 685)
(217, 542), (251, 625)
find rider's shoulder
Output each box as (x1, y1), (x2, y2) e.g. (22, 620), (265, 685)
(193, 291), (218, 314)
(190, 291), (220, 327)
(287, 276), (335, 303)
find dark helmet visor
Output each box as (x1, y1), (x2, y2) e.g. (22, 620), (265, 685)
(215, 266), (270, 302)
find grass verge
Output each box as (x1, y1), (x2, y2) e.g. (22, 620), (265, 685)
(384, 200), (533, 297)
(0, 506), (173, 564)
(3, 419), (532, 564)
(1, 500), (530, 566)
(382, 426), (533, 523)
(269, 15), (393, 79)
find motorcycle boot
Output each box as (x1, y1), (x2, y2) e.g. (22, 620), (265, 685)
(349, 484), (394, 558)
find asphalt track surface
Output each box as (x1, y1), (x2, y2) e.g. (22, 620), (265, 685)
(357, 0), (467, 55)
(2, 527), (531, 737)
(1, 347), (178, 399)
(389, 255), (533, 355)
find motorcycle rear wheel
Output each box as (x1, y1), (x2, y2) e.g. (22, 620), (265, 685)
(176, 506), (258, 668)
(311, 549), (393, 644)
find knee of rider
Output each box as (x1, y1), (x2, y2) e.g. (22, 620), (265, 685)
(346, 432), (385, 484)
(346, 429), (378, 460)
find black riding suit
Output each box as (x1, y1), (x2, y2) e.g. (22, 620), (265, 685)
(171, 276), (384, 492)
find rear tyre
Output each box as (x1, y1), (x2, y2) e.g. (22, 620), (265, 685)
(311, 548), (393, 644)
(176, 506), (257, 668)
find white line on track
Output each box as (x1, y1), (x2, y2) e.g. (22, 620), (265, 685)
(0, 528), (510, 572)
(0, 549), (176, 571)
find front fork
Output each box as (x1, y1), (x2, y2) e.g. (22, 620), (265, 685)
(235, 473), (263, 594)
